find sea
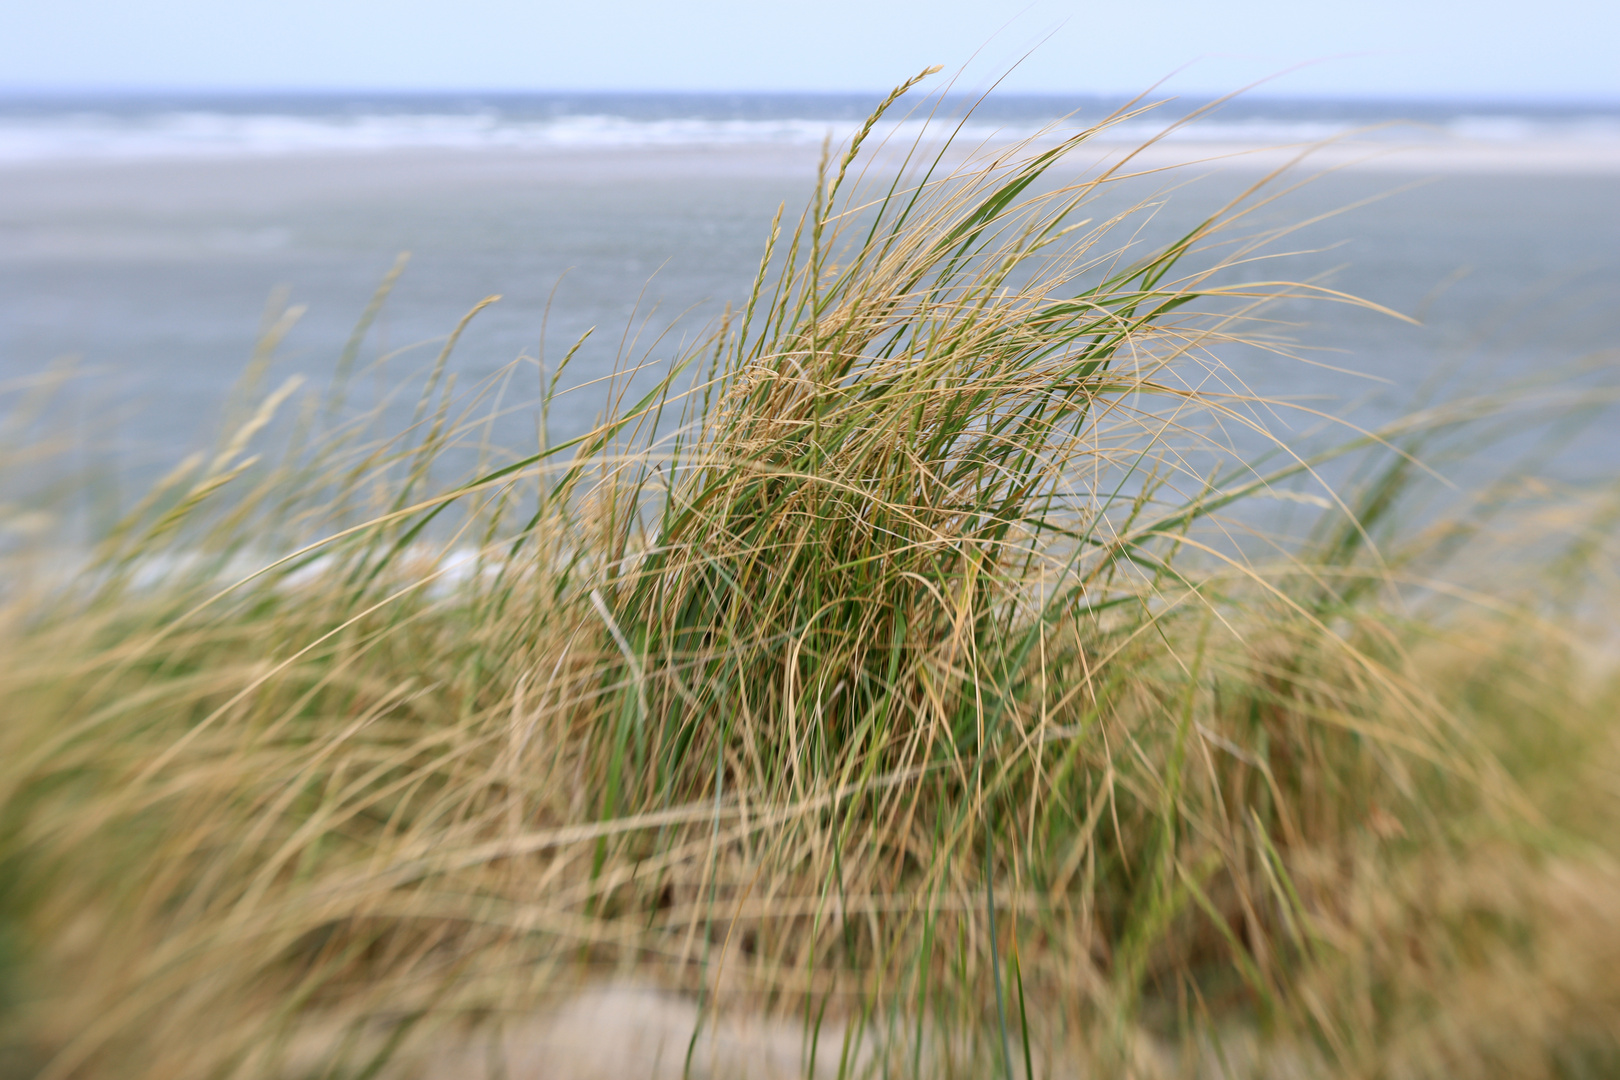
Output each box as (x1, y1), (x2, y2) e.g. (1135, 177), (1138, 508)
(1, 91), (1618, 518)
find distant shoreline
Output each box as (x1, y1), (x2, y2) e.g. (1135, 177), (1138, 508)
(3, 134), (1619, 176)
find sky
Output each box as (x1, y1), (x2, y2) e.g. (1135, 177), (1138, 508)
(1, 0), (1617, 101)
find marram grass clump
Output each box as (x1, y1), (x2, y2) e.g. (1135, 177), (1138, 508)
(1, 76), (1619, 1080)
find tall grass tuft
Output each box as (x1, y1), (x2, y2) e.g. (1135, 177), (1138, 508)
(1, 75), (1619, 1079)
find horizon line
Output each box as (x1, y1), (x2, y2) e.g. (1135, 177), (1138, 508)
(1, 85), (1619, 108)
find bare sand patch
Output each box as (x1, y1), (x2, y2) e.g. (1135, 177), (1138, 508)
(284, 984), (865, 1080)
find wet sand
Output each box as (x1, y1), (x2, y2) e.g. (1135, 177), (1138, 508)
(2, 136), (1617, 483)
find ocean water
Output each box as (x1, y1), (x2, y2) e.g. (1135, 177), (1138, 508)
(1, 92), (1617, 506)
(3, 92), (1619, 160)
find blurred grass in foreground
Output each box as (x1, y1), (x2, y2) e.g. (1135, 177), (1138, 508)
(1, 73), (1619, 1079)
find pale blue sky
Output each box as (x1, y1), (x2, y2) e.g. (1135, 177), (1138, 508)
(2, 0), (1616, 100)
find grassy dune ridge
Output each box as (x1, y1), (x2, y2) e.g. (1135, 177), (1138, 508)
(1, 76), (1619, 1078)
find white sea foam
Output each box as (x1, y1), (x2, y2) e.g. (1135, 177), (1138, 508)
(2, 108), (1616, 164)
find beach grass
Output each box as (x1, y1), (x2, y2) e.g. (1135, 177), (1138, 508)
(1, 75), (1619, 1079)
